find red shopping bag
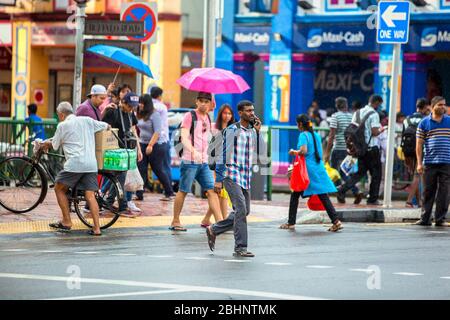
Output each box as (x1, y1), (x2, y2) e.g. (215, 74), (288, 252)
(307, 195), (325, 211)
(289, 155), (310, 192)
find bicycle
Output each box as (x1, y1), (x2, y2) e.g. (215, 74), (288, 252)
(0, 142), (124, 230)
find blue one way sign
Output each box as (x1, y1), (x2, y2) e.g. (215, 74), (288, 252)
(377, 1), (410, 44)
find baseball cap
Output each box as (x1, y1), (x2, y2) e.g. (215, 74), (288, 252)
(87, 84), (107, 97)
(196, 91), (212, 101)
(123, 92), (140, 107)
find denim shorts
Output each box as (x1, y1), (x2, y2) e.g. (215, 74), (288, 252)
(179, 161), (214, 193)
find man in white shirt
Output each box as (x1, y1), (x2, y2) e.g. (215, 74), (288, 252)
(42, 102), (109, 236)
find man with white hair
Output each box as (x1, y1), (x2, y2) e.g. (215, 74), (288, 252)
(42, 101), (110, 236)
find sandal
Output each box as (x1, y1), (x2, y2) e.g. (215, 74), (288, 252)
(233, 251), (255, 257)
(169, 225), (187, 232)
(88, 230), (102, 236)
(49, 221), (71, 232)
(279, 223), (295, 230)
(328, 221), (343, 232)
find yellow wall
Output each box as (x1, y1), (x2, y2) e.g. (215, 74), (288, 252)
(29, 47), (49, 118)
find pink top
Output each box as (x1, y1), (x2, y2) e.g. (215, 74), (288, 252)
(181, 110), (211, 163)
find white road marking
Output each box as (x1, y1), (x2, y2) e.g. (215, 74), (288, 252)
(224, 259), (252, 263)
(440, 277), (450, 280)
(393, 272), (424, 276)
(146, 255), (173, 258)
(264, 262), (293, 266)
(1, 249), (28, 252)
(36, 250), (63, 253)
(0, 273), (326, 300)
(349, 268), (373, 273)
(46, 289), (190, 300)
(306, 265), (334, 269)
(110, 254), (137, 256)
(73, 252), (98, 255)
(429, 231), (447, 234)
(184, 257), (211, 260)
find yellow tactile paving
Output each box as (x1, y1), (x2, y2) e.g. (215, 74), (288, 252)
(0, 215), (270, 235)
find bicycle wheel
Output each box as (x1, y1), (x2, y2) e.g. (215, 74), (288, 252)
(0, 157), (47, 213)
(73, 172), (121, 229)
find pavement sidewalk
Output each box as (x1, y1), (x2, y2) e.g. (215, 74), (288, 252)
(0, 190), (421, 234)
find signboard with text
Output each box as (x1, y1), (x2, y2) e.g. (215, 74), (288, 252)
(85, 20), (144, 37)
(377, 1), (410, 44)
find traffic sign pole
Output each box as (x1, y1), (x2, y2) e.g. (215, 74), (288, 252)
(383, 43), (401, 208)
(72, 1), (87, 112)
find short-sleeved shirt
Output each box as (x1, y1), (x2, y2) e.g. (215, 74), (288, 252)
(329, 111), (352, 150)
(416, 114), (450, 165)
(51, 115), (108, 173)
(153, 99), (169, 142)
(352, 105), (380, 148)
(181, 110), (212, 163)
(102, 108), (138, 149)
(25, 114), (46, 140)
(137, 111), (166, 145)
(76, 99), (102, 121)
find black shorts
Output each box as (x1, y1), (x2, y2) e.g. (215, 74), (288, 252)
(55, 171), (98, 191)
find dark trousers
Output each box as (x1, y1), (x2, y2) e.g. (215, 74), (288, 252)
(339, 147), (382, 203)
(212, 178), (251, 252)
(137, 142), (174, 197)
(330, 149), (360, 195)
(420, 164), (450, 223)
(288, 192), (339, 225)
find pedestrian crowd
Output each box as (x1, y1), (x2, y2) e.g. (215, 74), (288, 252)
(28, 80), (449, 257)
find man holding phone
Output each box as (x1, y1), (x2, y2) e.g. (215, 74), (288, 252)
(206, 100), (266, 257)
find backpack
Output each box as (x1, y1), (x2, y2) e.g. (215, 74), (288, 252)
(208, 122), (241, 170)
(400, 116), (421, 158)
(173, 110), (211, 158)
(344, 110), (376, 158)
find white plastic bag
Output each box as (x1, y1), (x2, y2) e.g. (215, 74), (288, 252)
(124, 168), (144, 192)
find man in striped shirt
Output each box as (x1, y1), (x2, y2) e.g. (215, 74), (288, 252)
(206, 100), (265, 257)
(415, 96), (450, 227)
(324, 97), (363, 204)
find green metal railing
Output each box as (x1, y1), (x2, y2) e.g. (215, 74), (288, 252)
(0, 118), (59, 159)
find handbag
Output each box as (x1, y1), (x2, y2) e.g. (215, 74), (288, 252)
(289, 155), (310, 192)
(307, 195), (325, 211)
(124, 168), (144, 192)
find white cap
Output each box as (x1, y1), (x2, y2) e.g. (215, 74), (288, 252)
(87, 84), (107, 97)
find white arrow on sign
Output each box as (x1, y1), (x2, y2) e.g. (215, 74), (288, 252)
(381, 5), (407, 28)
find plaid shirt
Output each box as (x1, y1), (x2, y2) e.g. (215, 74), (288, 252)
(215, 123), (255, 189)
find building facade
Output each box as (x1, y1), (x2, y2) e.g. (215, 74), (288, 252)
(215, 0), (450, 126)
(0, 0), (182, 119)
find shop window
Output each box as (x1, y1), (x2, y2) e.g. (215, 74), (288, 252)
(326, 0), (358, 11)
(0, 84), (11, 117)
(238, 0), (273, 14)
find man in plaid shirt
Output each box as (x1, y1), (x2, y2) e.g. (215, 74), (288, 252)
(206, 100), (266, 257)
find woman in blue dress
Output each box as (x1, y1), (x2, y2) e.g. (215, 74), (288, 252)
(280, 114), (343, 232)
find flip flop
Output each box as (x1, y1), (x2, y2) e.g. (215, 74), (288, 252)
(49, 221), (71, 232)
(88, 230), (102, 236)
(169, 226), (187, 232)
(200, 223), (210, 228)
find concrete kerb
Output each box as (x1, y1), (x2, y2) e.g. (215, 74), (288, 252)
(294, 208), (421, 224)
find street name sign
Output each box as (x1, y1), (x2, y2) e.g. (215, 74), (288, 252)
(85, 20), (144, 37)
(377, 1), (410, 44)
(84, 39), (142, 56)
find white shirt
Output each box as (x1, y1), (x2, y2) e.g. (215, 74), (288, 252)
(153, 98), (169, 143)
(51, 115), (109, 173)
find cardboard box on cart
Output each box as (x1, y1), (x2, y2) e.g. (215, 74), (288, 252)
(95, 128), (119, 170)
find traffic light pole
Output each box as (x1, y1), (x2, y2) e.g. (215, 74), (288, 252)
(72, 0), (87, 112)
(383, 43), (401, 208)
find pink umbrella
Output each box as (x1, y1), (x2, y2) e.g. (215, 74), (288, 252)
(176, 67), (250, 94)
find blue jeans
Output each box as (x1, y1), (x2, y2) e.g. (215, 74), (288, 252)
(178, 161), (214, 193)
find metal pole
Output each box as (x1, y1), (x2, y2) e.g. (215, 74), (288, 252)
(383, 43), (401, 208)
(72, 1), (86, 112)
(202, 0), (217, 68)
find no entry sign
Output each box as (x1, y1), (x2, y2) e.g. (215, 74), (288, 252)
(121, 2), (158, 44)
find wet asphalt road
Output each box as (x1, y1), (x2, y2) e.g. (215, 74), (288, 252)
(0, 221), (449, 300)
